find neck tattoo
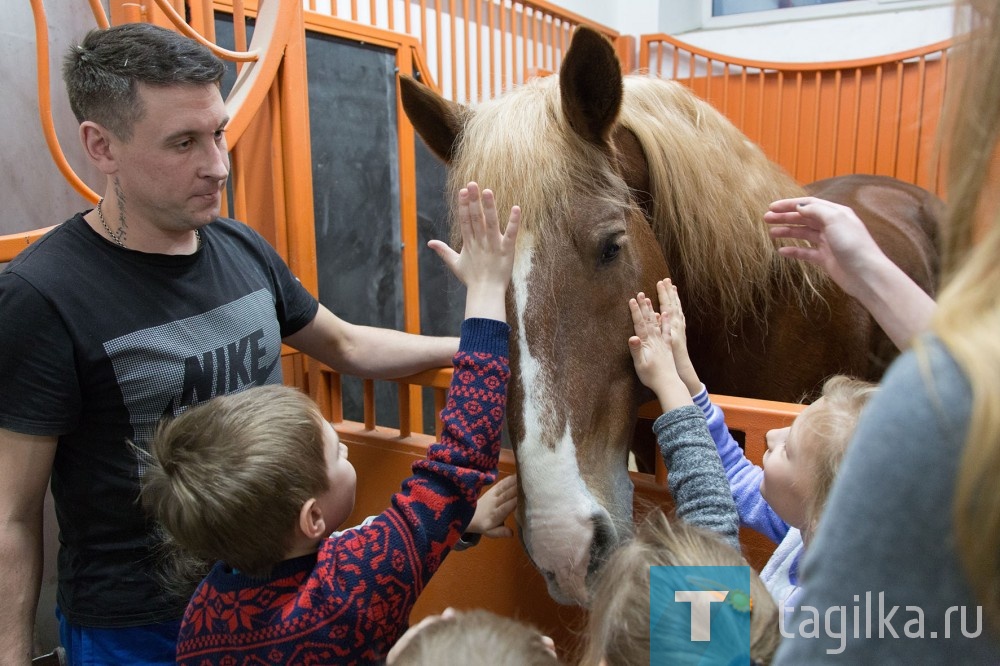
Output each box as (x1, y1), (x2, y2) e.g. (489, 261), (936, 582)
(95, 198), (201, 249)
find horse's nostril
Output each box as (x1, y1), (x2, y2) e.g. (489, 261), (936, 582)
(587, 512), (619, 578)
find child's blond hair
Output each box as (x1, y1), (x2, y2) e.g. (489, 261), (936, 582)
(390, 609), (560, 665)
(798, 375), (879, 539)
(579, 510), (780, 666)
(142, 385), (330, 578)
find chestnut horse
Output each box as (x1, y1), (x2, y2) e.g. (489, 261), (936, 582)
(400, 27), (940, 604)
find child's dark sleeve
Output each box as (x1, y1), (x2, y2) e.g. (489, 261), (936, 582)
(410, 317), (510, 507)
(654, 405), (741, 551)
(392, 317), (509, 558)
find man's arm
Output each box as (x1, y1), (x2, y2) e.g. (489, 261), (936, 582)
(283, 305), (459, 379)
(0, 429), (56, 664)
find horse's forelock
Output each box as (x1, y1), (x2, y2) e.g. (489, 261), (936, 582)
(619, 77), (826, 324)
(447, 77), (632, 248)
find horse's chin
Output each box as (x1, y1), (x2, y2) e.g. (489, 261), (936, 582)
(541, 571), (591, 606)
(516, 523), (587, 605)
(517, 519), (616, 607)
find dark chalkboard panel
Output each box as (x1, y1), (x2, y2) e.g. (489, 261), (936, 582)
(415, 137), (466, 429)
(306, 34), (406, 426)
(217, 16), (462, 431)
(416, 139), (464, 339)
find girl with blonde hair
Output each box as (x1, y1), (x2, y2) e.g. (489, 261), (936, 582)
(579, 510), (780, 666)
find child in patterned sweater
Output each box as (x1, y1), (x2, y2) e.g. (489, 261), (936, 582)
(141, 182), (520, 665)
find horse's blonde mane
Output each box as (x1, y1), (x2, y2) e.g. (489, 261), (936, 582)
(448, 77), (631, 248)
(449, 74), (826, 324)
(619, 76), (825, 323)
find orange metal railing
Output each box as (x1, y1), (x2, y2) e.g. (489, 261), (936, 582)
(640, 33), (951, 193)
(303, 0), (623, 102)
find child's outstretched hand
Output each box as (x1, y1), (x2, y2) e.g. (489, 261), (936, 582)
(628, 292), (692, 412)
(656, 279), (702, 397)
(466, 474), (518, 538)
(428, 182), (520, 322)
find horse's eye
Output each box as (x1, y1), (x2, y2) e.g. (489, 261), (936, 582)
(600, 240), (621, 264)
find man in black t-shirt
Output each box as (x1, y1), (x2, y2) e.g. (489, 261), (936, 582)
(0, 23), (457, 664)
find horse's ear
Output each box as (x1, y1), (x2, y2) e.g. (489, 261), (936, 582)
(612, 125), (652, 216)
(399, 74), (466, 163)
(559, 26), (623, 148)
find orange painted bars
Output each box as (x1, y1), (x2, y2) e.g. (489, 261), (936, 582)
(640, 33), (951, 193)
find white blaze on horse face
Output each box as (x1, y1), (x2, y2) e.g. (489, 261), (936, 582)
(520, 424), (599, 604)
(511, 235), (603, 605)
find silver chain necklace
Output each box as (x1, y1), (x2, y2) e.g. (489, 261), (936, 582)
(96, 197), (126, 247)
(96, 197), (201, 249)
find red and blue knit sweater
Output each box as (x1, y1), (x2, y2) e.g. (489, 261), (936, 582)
(175, 318), (510, 665)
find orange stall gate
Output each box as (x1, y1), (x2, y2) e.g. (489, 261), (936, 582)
(8, 0), (948, 659)
(639, 32), (951, 194)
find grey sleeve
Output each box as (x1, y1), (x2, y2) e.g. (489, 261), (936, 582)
(654, 405), (741, 551)
(775, 339), (1000, 663)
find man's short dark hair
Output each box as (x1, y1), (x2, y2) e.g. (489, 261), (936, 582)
(63, 22), (227, 140)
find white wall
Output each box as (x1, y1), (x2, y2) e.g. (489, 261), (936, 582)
(554, 0), (954, 63)
(1, 1), (100, 239)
